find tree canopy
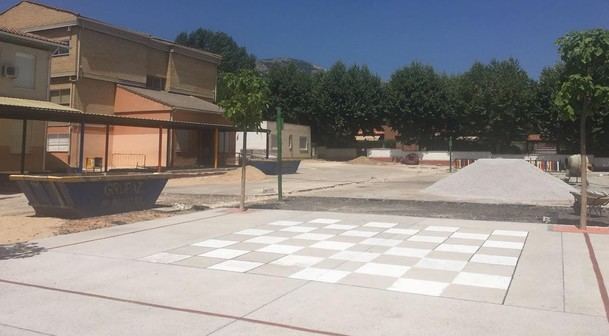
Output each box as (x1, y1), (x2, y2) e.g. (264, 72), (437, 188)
(219, 70), (269, 132)
(176, 28), (256, 73)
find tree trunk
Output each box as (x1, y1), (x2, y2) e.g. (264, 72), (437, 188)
(240, 131), (247, 211)
(579, 111), (588, 229)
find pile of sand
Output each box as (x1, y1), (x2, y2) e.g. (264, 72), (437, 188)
(167, 166), (268, 186)
(423, 159), (577, 205)
(348, 156), (396, 166)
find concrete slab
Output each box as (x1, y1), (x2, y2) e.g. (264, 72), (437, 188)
(1, 209), (608, 335)
(246, 281), (609, 336)
(562, 233), (606, 316)
(504, 230), (564, 311)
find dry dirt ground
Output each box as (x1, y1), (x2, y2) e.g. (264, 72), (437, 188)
(2, 159), (607, 244)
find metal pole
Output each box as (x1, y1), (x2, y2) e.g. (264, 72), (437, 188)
(265, 130), (270, 159)
(157, 127), (163, 172)
(213, 128), (219, 168)
(20, 119), (27, 174)
(449, 135), (453, 173)
(277, 108), (283, 201)
(104, 124), (110, 172)
(78, 122), (85, 172)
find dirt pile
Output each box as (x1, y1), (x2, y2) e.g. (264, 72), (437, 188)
(423, 159), (577, 205)
(348, 156), (395, 165)
(167, 166), (268, 186)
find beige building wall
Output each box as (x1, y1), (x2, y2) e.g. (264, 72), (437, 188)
(0, 40), (51, 172)
(0, 1), (77, 30)
(72, 77), (115, 115)
(168, 52), (216, 100)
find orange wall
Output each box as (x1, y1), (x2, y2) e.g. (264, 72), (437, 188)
(114, 87), (171, 113)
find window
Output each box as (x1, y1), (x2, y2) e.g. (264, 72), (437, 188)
(299, 136), (308, 151)
(174, 129), (190, 153)
(47, 133), (70, 152)
(52, 40), (70, 57)
(50, 89), (71, 106)
(15, 52), (35, 89)
(288, 135), (293, 150)
(146, 75), (166, 90)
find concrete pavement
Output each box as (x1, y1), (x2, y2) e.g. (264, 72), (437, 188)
(1, 209), (608, 335)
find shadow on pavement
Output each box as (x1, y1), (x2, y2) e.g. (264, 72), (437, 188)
(0, 242), (46, 260)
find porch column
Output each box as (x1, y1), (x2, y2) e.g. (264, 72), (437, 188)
(20, 119), (27, 174)
(157, 127), (163, 172)
(213, 128), (219, 168)
(104, 124), (110, 172)
(78, 121), (85, 172)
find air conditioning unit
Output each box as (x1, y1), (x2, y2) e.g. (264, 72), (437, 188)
(2, 65), (17, 78)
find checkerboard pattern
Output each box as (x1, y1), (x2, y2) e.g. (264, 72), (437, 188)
(140, 217), (528, 303)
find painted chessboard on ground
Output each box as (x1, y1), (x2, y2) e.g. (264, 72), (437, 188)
(141, 216), (528, 303)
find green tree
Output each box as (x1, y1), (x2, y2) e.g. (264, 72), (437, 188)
(219, 70), (269, 210)
(554, 29), (609, 228)
(264, 63), (314, 125)
(176, 29), (256, 73)
(311, 62), (386, 146)
(457, 59), (537, 153)
(386, 62), (452, 148)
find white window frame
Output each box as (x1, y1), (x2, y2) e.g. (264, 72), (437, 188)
(299, 136), (308, 152)
(46, 133), (70, 152)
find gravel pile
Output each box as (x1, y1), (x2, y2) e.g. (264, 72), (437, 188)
(423, 159), (577, 205)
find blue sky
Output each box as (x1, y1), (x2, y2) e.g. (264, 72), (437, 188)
(7, 0), (609, 79)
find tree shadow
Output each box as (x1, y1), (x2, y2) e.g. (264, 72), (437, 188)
(0, 242), (46, 260)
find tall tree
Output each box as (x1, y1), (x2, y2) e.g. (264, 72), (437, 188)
(311, 62), (385, 146)
(386, 62), (451, 148)
(264, 63), (314, 125)
(219, 70), (269, 210)
(457, 59), (537, 153)
(554, 29), (609, 228)
(176, 29), (256, 73)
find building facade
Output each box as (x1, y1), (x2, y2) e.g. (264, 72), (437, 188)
(0, 26), (65, 172)
(0, 1), (234, 171)
(236, 121), (312, 160)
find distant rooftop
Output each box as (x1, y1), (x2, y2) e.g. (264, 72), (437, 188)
(0, 25), (66, 49)
(118, 85), (223, 114)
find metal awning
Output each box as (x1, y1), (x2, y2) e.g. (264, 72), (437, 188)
(0, 97), (235, 130)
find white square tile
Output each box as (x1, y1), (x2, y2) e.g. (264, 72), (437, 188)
(453, 272), (511, 289)
(471, 254), (518, 266)
(209, 260), (262, 273)
(289, 267), (350, 283)
(361, 238), (401, 247)
(257, 244), (303, 254)
(272, 255), (324, 267)
(200, 248), (249, 259)
(235, 229), (273, 236)
(268, 220), (303, 226)
(385, 228), (419, 236)
(483, 240), (524, 250)
(310, 241), (355, 250)
(415, 258), (467, 272)
(192, 239), (237, 248)
(435, 244), (479, 254)
(329, 250), (380, 262)
(385, 247), (431, 258)
(309, 218), (341, 224)
(363, 221), (398, 229)
(140, 253), (190, 264)
(408, 235), (446, 243)
(356, 263), (410, 277)
(389, 278), (448, 296)
(340, 230), (378, 238)
(425, 225), (459, 232)
(451, 232), (489, 240)
(281, 226), (317, 233)
(492, 230), (528, 237)
(324, 224), (357, 230)
(294, 233), (334, 241)
(245, 236), (287, 244)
